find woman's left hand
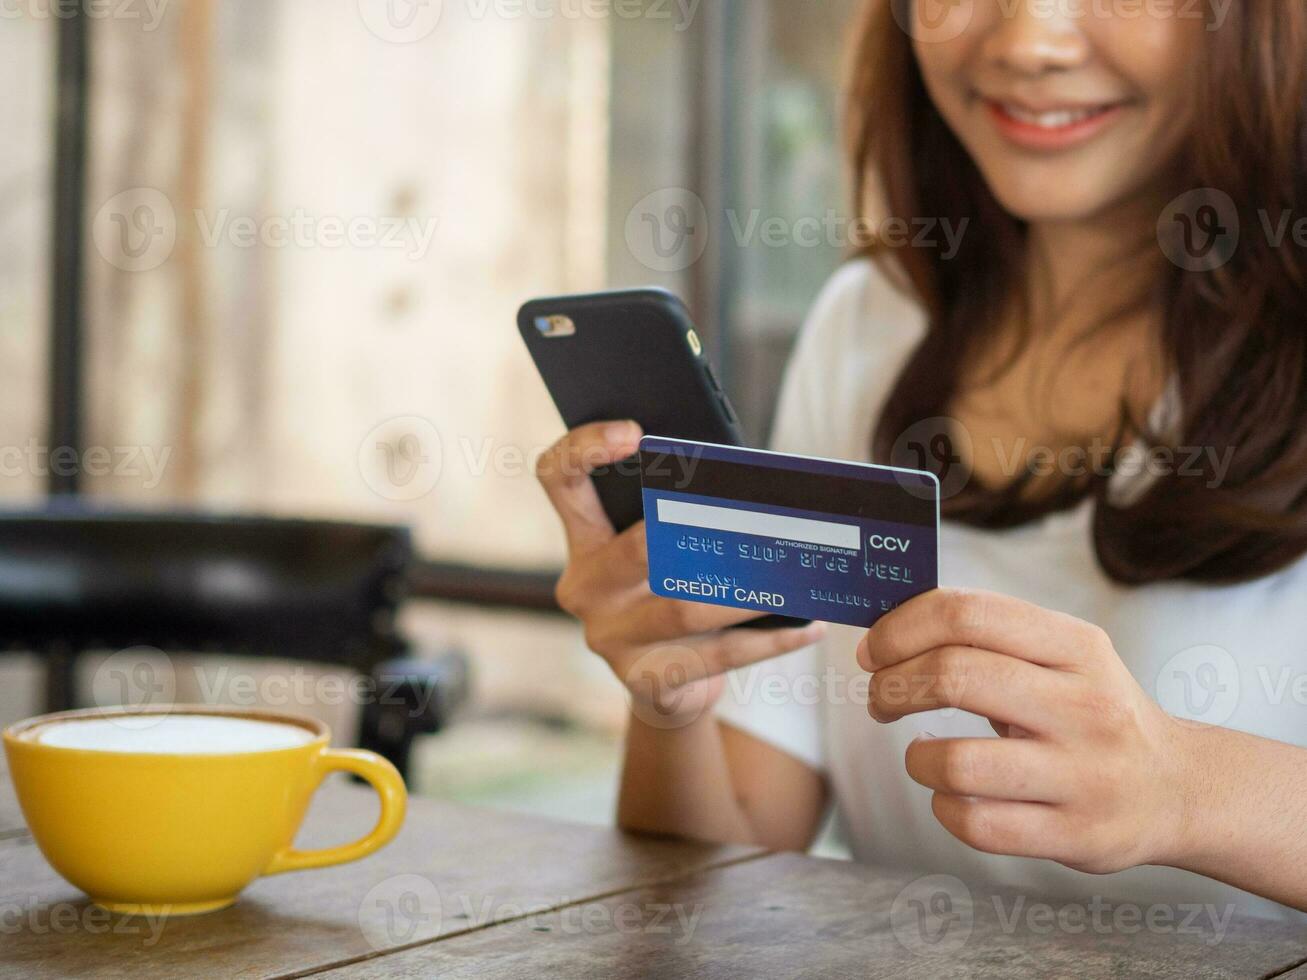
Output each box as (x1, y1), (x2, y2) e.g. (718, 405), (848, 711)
(856, 589), (1196, 875)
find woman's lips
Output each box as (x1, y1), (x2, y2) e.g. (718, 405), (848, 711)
(983, 98), (1128, 151)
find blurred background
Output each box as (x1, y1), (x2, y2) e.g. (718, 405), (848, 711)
(0, 0), (858, 828)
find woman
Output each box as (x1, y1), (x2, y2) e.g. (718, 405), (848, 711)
(537, 0), (1307, 917)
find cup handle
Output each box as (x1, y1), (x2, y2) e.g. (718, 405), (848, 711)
(264, 748), (407, 876)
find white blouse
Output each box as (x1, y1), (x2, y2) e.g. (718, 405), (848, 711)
(716, 259), (1307, 921)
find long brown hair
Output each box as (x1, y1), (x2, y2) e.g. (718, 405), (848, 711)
(847, 0), (1307, 585)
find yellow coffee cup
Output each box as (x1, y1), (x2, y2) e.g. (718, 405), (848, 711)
(3, 705), (407, 916)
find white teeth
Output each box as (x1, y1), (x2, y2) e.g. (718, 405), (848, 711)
(1001, 103), (1105, 129)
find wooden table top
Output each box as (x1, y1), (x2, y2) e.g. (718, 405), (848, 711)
(1, 766), (1304, 979)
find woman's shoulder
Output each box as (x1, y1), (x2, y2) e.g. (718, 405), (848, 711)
(789, 258), (935, 399)
(772, 256), (929, 460)
(797, 255), (929, 358)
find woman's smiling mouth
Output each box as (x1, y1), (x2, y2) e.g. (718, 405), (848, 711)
(983, 97), (1131, 151)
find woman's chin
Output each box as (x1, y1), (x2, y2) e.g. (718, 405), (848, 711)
(985, 183), (1123, 227)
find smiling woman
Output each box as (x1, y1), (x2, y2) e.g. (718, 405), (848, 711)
(854, 0), (1307, 584)
(537, 0), (1307, 924)
(907, 0), (1200, 217)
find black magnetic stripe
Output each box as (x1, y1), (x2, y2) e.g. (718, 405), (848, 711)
(640, 450), (937, 528)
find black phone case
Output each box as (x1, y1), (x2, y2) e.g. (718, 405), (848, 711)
(519, 289), (742, 530)
(518, 288), (807, 632)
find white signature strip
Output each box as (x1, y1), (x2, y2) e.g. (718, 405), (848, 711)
(656, 499), (860, 551)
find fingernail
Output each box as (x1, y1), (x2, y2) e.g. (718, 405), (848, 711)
(915, 731), (938, 741)
(606, 421), (636, 444)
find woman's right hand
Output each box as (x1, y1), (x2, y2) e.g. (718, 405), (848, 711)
(536, 420), (827, 728)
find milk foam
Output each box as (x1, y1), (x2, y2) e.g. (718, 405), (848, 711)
(34, 715), (317, 754)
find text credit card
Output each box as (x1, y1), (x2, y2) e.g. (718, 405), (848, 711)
(640, 437), (940, 628)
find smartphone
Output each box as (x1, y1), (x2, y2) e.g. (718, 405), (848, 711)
(519, 289), (741, 528)
(518, 288), (806, 630)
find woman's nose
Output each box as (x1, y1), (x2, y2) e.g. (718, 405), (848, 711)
(979, 0), (1091, 77)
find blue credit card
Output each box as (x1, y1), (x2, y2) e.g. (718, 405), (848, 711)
(640, 437), (940, 628)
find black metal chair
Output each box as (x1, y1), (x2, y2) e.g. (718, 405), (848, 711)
(0, 509), (468, 779)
